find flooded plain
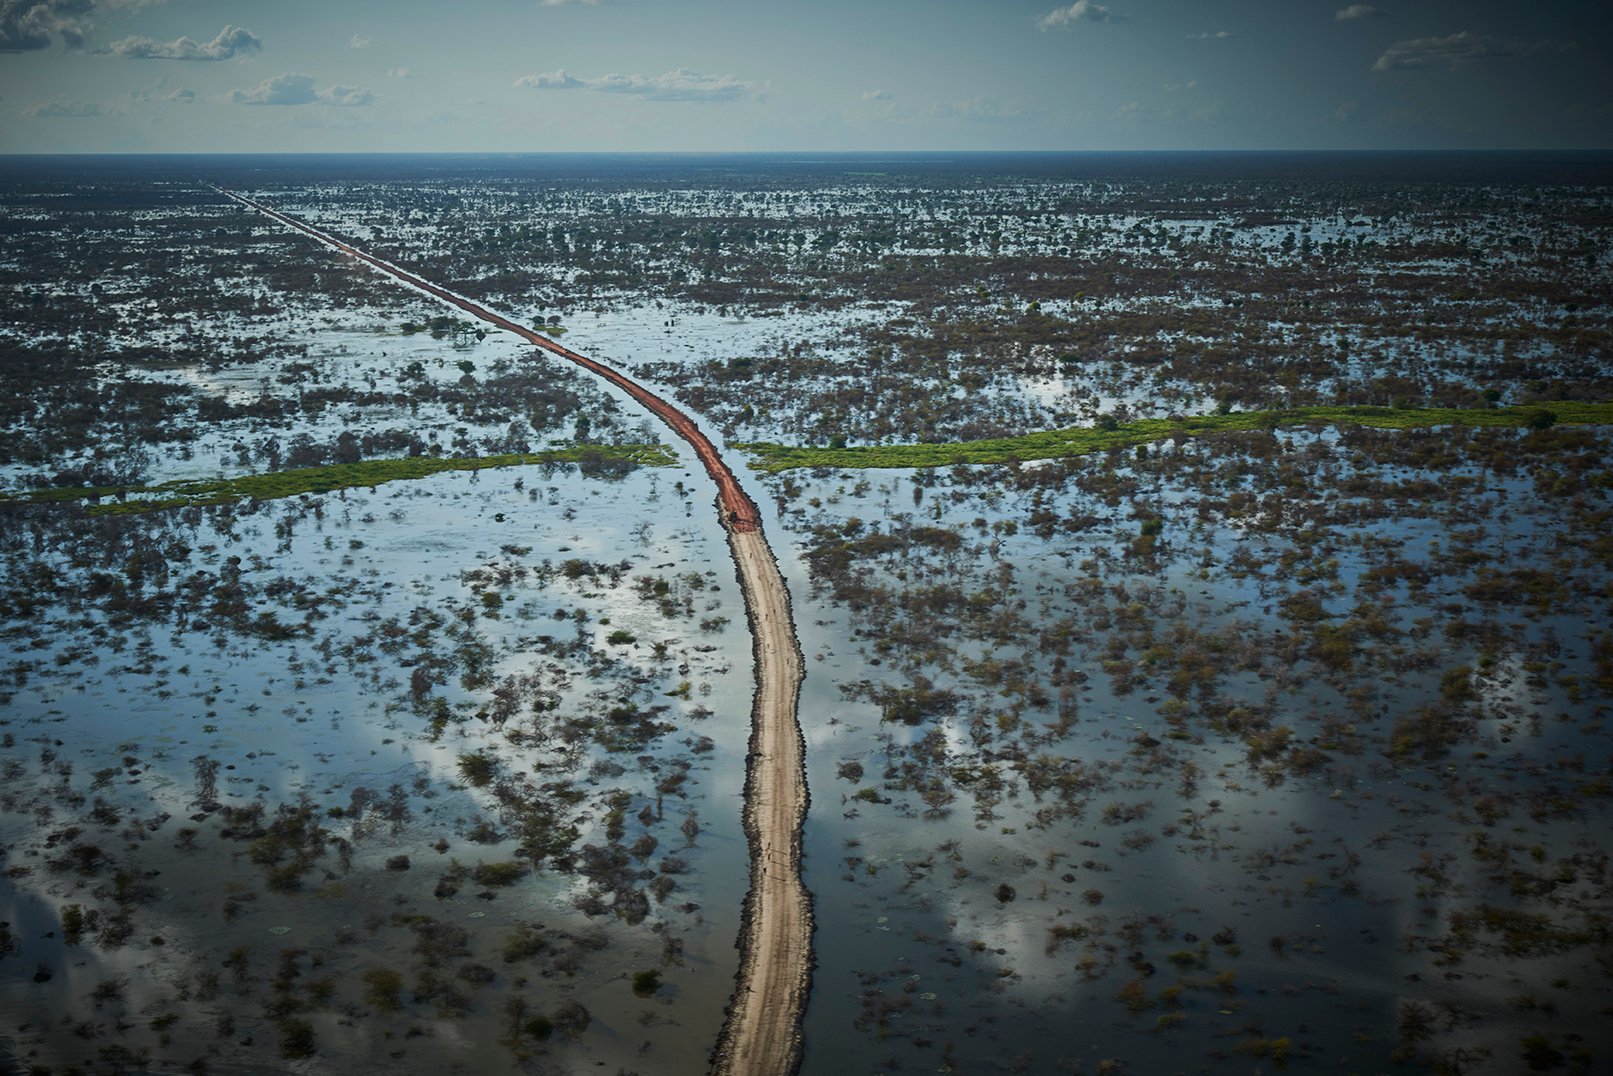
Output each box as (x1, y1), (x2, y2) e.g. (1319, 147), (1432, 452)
(3, 152), (1611, 1074)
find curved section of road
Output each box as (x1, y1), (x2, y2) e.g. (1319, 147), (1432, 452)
(213, 187), (811, 1074)
(211, 187), (763, 533)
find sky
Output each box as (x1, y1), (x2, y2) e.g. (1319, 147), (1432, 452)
(2, 0), (1611, 153)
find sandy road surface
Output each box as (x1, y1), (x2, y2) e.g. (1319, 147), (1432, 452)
(214, 187), (812, 1074)
(709, 528), (809, 1075)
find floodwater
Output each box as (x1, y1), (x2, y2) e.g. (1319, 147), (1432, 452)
(4, 152), (1611, 1074)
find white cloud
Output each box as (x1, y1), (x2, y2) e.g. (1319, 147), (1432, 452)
(1371, 30), (1562, 72)
(1335, 4), (1381, 20)
(101, 24), (261, 61)
(515, 67), (761, 102)
(387, 66), (411, 79)
(129, 78), (194, 103)
(1188, 30), (1233, 40)
(23, 97), (103, 117)
(538, 0), (599, 5)
(232, 72), (316, 105)
(1162, 79), (1199, 92)
(348, 34), (370, 49)
(322, 83), (374, 106)
(231, 72), (374, 106)
(513, 69), (584, 90)
(591, 69), (760, 102)
(0, 0), (96, 53)
(1038, 1), (1126, 29)
(861, 89), (892, 102)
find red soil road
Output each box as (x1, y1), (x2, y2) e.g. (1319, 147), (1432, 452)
(210, 186), (762, 533)
(214, 187), (812, 1075)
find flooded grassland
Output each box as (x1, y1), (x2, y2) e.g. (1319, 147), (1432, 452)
(0, 173), (755, 1074)
(774, 421), (1611, 1074)
(2, 153), (1611, 1074)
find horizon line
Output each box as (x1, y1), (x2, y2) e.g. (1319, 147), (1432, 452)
(4, 147), (1613, 158)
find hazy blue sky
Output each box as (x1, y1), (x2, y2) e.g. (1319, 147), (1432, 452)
(3, 0), (1610, 152)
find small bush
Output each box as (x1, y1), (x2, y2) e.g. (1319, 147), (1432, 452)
(456, 752), (497, 787)
(1236, 1036), (1293, 1063)
(472, 861), (526, 887)
(361, 967), (404, 1012)
(553, 999), (591, 1036)
(61, 904), (87, 944)
(631, 969), (662, 997)
(278, 1018), (316, 1059)
(502, 924), (546, 963)
(457, 963), (495, 986)
(1115, 978), (1150, 1013)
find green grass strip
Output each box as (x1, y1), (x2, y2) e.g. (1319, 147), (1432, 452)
(0, 444), (677, 516)
(737, 402), (1613, 473)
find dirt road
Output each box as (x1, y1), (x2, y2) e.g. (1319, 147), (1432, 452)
(214, 187), (811, 1074)
(709, 527), (810, 1076)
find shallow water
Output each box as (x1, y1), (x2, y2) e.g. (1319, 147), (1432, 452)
(3, 153), (1610, 1074)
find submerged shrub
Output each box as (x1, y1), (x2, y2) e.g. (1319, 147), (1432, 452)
(361, 967), (404, 1012)
(631, 969), (662, 997)
(473, 861), (527, 887)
